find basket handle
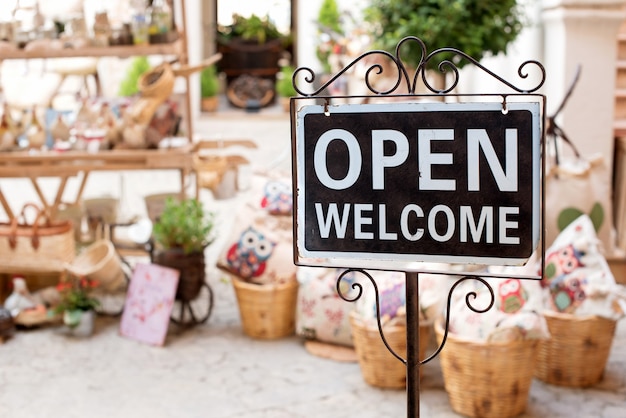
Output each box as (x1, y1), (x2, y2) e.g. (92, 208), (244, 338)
(8, 203), (49, 250)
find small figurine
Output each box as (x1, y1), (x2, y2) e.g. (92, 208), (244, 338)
(50, 113), (70, 142)
(26, 106), (46, 149)
(4, 276), (37, 316)
(0, 104), (15, 151)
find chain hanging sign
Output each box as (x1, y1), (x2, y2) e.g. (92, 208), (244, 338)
(294, 100), (541, 271)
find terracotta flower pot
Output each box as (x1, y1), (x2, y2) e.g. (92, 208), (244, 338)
(201, 96), (219, 112)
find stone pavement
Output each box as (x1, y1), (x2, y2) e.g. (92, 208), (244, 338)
(0, 111), (625, 417)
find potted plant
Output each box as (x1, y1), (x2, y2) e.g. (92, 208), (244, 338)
(152, 197), (215, 303)
(363, 0), (524, 90)
(200, 65), (220, 112)
(216, 14), (292, 92)
(275, 65), (297, 112)
(54, 274), (100, 337)
(217, 13), (288, 46)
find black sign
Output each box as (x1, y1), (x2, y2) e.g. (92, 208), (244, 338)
(293, 102), (541, 270)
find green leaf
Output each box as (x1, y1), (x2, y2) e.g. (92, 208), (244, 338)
(557, 207), (584, 232)
(589, 202), (604, 233)
(557, 203), (604, 233)
(118, 56), (151, 97)
(200, 65), (220, 97)
(152, 198), (215, 254)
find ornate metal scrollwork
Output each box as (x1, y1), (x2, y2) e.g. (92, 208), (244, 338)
(336, 270), (495, 366)
(336, 269), (406, 364)
(421, 276), (495, 365)
(293, 36), (545, 98)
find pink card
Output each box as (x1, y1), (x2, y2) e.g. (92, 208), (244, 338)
(120, 263), (180, 346)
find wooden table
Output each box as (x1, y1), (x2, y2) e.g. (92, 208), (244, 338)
(0, 146), (195, 221)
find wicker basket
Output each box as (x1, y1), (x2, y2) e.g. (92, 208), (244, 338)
(232, 278), (298, 339)
(535, 310), (617, 387)
(66, 240), (125, 292)
(0, 203), (75, 275)
(435, 320), (539, 418)
(138, 62), (175, 99)
(349, 312), (431, 389)
(154, 249), (205, 302)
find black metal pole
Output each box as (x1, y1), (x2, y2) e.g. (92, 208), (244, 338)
(406, 271), (420, 417)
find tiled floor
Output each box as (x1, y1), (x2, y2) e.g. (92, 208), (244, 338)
(0, 112), (625, 417)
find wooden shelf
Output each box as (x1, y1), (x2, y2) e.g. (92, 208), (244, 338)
(0, 146), (196, 222)
(0, 1), (199, 226)
(0, 146), (194, 178)
(0, 39), (184, 60)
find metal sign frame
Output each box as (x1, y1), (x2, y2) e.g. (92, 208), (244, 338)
(293, 99), (544, 273)
(288, 36), (547, 417)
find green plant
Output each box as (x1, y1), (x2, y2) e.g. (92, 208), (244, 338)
(200, 65), (220, 98)
(118, 56), (151, 97)
(275, 65), (297, 97)
(218, 13), (288, 45)
(363, 0), (524, 71)
(54, 275), (100, 314)
(152, 198), (215, 254)
(316, 0), (344, 73)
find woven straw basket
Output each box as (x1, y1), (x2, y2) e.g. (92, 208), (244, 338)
(138, 62), (175, 99)
(232, 278), (298, 339)
(435, 320), (539, 418)
(349, 312), (431, 389)
(65, 240), (125, 292)
(0, 204), (75, 274)
(535, 310), (617, 387)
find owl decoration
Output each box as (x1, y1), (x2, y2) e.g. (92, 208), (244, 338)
(498, 278), (528, 314)
(551, 276), (586, 313)
(260, 180), (292, 215)
(226, 227), (276, 280)
(543, 244), (585, 285)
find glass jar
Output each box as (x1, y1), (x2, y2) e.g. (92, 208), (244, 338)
(130, 0), (149, 45)
(147, 0), (172, 36)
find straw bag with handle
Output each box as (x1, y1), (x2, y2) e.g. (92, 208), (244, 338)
(0, 203), (75, 274)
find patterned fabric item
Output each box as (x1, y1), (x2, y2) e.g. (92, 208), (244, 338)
(541, 214), (626, 320)
(353, 265), (451, 327)
(295, 267), (356, 347)
(259, 178), (292, 215)
(216, 173), (296, 286)
(447, 265), (549, 342)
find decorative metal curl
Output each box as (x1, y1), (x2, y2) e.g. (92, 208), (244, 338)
(336, 271), (496, 367)
(336, 269), (406, 364)
(422, 276), (495, 365)
(293, 36), (545, 97)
